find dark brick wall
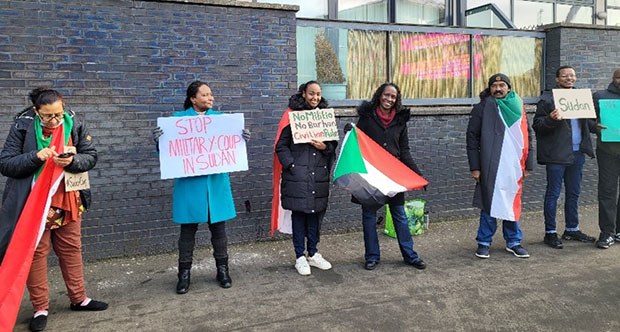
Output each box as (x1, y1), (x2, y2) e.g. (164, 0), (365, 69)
(0, 6), (608, 261)
(0, 0), (298, 259)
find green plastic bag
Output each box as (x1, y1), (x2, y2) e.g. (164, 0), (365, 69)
(384, 199), (426, 238)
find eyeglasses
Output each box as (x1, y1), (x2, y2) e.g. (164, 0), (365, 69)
(37, 111), (64, 121)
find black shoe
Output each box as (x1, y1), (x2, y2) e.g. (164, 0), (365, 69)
(176, 268), (191, 294)
(29, 315), (47, 332)
(562, 230), (596, 243)
(69, 299), (108, 311)
(596, 235), (615, 249)
(544, 233), (563, 249)
(216, 265), (232, 289)
(364, 260), (378, 270)
(410, 259), (426, 270)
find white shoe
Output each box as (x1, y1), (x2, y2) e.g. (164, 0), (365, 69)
(295, 256), (311, 275)
(307, 253), (332, 270)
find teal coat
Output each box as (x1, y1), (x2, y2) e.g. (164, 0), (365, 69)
(171, 108), (236, 224)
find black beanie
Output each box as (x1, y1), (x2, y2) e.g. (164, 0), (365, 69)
(488, 73), (511, 89)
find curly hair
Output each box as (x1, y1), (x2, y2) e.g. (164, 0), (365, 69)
(369, 83), (403, 111)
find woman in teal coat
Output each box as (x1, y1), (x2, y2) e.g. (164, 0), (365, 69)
(153, 80), (249, 294)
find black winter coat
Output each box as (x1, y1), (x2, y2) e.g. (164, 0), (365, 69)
(275, 94), (337, 214)
(0, 107), (97, 264)
(593, 83), (620, 156)
(533, 89), (596, 165)
(354, 101), (422, 206)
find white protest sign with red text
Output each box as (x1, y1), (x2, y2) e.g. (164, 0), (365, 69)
(157, 113), (248, 179)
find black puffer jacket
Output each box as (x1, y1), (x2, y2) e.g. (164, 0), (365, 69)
(0, 107), (97, 263)
(354, 101), (422, 206)
(533, 89), (596, 165)
(593, 83), (620, 156)
(275, 94), (337, 213)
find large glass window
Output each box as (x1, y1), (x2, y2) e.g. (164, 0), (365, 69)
(473, 35), (543, 98)
(514, 1), (553, 29)
(467, 0), (511, 19)
(390, 32), (470, 98)
(609, 0), (620, 5)
(395, 0), (446, 25)
(338, 0), (389, 22)
(557, 5), (593, 24)
(609, 9), (620, 26)
(257, 0), (328, 18)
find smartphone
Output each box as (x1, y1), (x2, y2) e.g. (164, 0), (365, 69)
(57, 152), (75, 158)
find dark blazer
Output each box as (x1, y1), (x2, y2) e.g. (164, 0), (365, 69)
(533, 89), (595, 165)
(354, 101), (422, 206)
(0, 107), (97, 264)
(275, 94), (337, 214)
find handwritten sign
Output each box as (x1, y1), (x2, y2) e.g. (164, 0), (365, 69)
(552, 89), (596, 119)
(289, 108), (339, 144)
(600, 99), (620, 142)
(65, 172), (90, 191)
(157, 114), (248, 179)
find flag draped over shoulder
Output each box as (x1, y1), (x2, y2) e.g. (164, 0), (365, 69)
(491, 90), (528, 221)
(333, 126), (428, 208)
(0, 125), (66, 331)
(271, 109), (293, 236)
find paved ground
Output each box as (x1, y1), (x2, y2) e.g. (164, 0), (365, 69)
(13, 204), (620, 332)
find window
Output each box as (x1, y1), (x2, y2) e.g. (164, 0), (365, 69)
(390, 32), (470, 98)
(338, 0), (389, 22)
(467, 0), (511, 20)
(256, 0), (328, 18)
(395, 0), (446, 25)
(514, 1), (553, 29)
(557, 4), (593, 24)
(609, 9), (620, 26)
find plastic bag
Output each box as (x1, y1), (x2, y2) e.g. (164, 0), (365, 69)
(383, 199), (427, 238)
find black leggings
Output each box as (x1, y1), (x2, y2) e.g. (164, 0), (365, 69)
(178, 222), (228, 270)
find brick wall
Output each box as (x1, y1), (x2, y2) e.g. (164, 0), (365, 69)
(0, 5), (609, 261)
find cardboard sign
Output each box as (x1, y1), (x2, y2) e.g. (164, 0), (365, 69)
(157, 113), (248, 180)
(600, 99), (620, 142)
(552, 89), (596, 119)
(65, 171), (90, 191)
(289, 108), (339, 144)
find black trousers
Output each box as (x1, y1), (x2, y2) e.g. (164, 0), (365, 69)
(178, 221), (228, 270)
(597, 149), (620, 237)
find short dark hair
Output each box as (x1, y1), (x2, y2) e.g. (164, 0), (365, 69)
(298, 80), (321, 94)
(369, 82), (403, 112)
(184, 80), (209, 110)
(30, 88), (63, 110)
(556, 65), (575, 77)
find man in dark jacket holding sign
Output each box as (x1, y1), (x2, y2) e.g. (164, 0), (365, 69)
(593, 68), (620, 249)
(533, 65), (597, 249)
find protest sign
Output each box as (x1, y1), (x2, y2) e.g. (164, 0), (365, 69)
(552, 89), (596, 119)
(289, 108), (339, 144)
(600, 99), (620, 142)
(157, 113), (248, 179)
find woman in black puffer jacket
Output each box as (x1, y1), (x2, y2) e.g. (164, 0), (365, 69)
(275, 81), (337, 276)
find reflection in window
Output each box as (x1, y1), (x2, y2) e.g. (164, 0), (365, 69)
(473, 35), (543, 98)
(514, 0), (552, 29)
(466, 4), (512, 28)
(609, 9), (620, 26)
(297, 27), (350, 100)
(338, 0), (388, 22)
(390, 32), (470, 99)
(395, 0), (446, 25)
(467, 0), (511, 20)
(347, 30), (387, 99)
(609, 0), (620, 6)
(557, 5), (592, 24)
(256, 0), (328, 18)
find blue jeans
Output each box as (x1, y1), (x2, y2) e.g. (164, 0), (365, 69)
(291, 211), (320, 258)
(543, 151), (585, 233)
(362, 205), (419, 263)
(476, 210), (522, 248)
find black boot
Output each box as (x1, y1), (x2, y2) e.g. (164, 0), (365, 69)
(176, 268), (191, 294)
(216, 265), (232, 288)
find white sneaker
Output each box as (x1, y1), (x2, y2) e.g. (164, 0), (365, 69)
(307, 253), (332, 270)
(295, 256), (311, 275)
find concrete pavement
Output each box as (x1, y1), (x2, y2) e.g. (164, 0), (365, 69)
(13, 204), (620, 332)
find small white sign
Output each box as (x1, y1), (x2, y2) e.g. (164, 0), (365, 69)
(552, 88), (596, 119)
